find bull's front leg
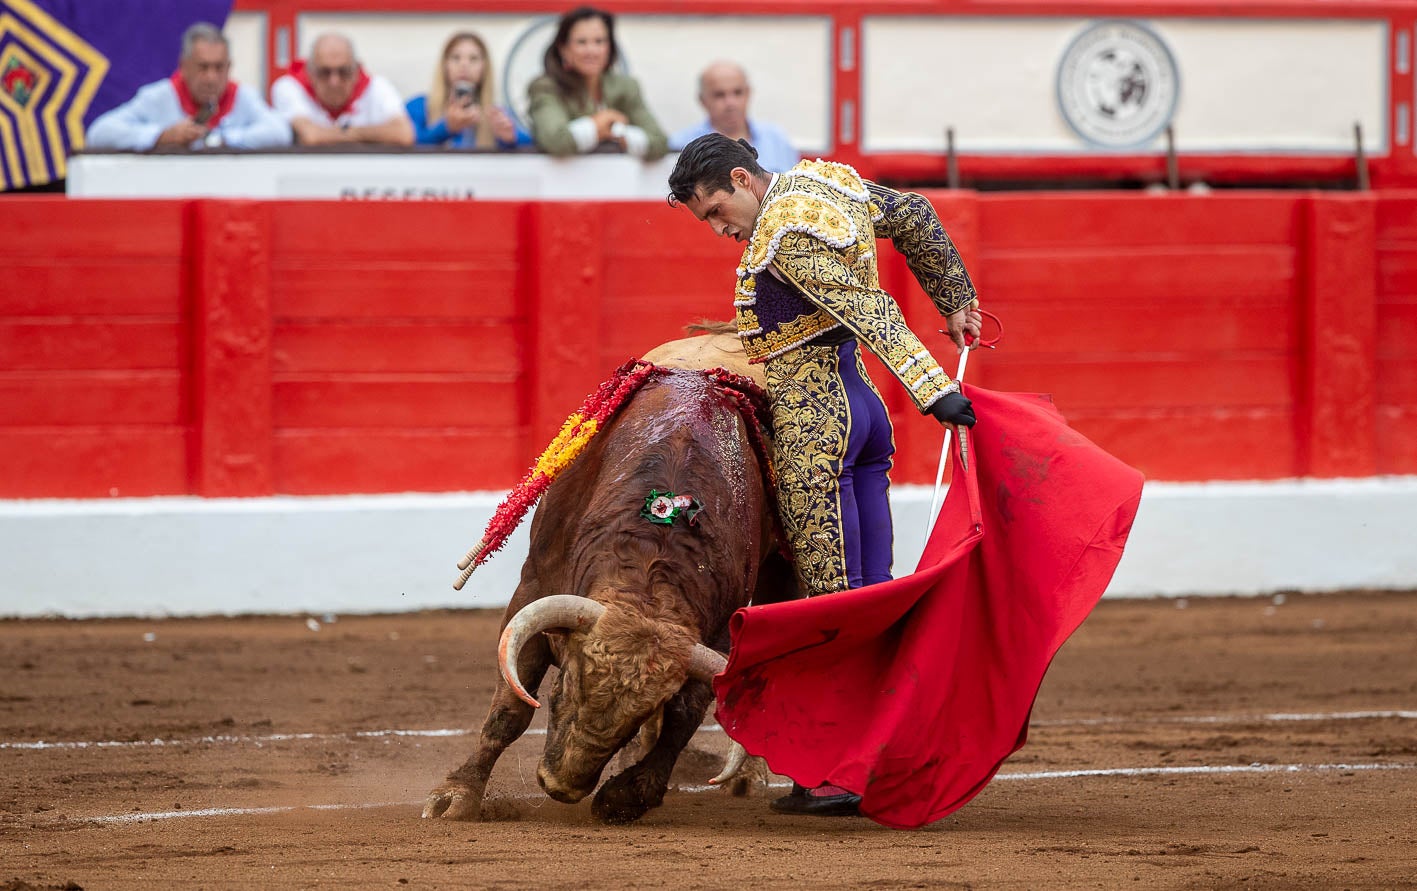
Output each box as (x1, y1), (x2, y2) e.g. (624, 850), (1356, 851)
(422, 631), (552, 821)
(591, 678), (714, 824)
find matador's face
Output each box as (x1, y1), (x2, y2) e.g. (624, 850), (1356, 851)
(679, 168), (765, 243)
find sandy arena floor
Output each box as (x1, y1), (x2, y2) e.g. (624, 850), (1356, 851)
(2, 590), (1415, 890)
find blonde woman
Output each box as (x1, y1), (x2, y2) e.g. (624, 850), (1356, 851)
(405, 32), (530, 148)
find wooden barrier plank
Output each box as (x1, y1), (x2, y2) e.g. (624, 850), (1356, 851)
(1375, 196), (1417, 241)
(602, 256), (737, 309)
(1376, 407), (1417, 474)
(272, 263), (523, 320)
(1298, 195), (1378, 478)
(0, 372), (182, 426)
(1373, 195), (1416, 473)
(272, 322), (525, 374)
(0, 321), (183, 370)
(941, 300), (1293, 354)
(599, 202), (740, 258)
(270, 201), (522, 260)
(980, 357), (1293, 410)
(1376, 246), (1417, 303)
(0, 199), (184, 258)
(1069, 410), (1299, 480)
(1375, 303), (1417, 362)
(272, 378), (519, 428)
(530, 202), (605, 447)
(272, 428), (522, 494)
(980, 248), (1297, 304)
(189, 200), (274, 497)
(1, 262), (182, 316)
(1377, 367), (1417, 403)
(979, 194), (1301, 248)
(0, 427), (188, 497)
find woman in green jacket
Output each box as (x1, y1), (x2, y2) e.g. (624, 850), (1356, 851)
(528, 7), (668, 160)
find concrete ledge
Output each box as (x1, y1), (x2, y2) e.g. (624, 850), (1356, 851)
(4, 477), (1415, 618)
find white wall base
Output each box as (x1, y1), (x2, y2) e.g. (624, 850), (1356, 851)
(4, 477), (1414, 618)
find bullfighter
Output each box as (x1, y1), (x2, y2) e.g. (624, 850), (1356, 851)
(667, 134), (982, 816)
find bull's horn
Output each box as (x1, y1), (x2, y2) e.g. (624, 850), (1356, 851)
(686, 643), (727, 682)
(708, 740), (748, 786)
(498, 595), (606, 709)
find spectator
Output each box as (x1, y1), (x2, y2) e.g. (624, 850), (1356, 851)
(669, 61), (798, 172)
(271, 33), (414, 147)
(405, 32), (531, 149)
(527, 7), (667, 160)
(86, 22), (291, 151)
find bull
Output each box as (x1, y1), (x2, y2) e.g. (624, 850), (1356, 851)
(422, 331), (792, 824)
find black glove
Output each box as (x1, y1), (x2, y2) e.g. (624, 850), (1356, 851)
(928, 391), (975, 428)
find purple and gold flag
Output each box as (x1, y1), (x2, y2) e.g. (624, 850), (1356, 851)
(0, 0), (231, 190)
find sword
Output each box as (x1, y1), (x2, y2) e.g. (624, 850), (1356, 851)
(923, 347), (971, 547)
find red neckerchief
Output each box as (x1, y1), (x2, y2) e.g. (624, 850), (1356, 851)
(170, 71), (238, 127)
(287, 58), (371, 121)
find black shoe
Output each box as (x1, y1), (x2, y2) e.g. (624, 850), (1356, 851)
(769, 784), (861, 817)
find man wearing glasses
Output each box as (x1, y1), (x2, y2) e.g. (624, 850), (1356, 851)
(271, 33), (414, 147)
(87, 22), (291, 151)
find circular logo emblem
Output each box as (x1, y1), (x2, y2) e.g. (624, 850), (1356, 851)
(1056, 20), (1179, 148)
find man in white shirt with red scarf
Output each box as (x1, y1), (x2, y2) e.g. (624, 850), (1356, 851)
(270, 33), (414, 147)
(86, 22), (291, 151)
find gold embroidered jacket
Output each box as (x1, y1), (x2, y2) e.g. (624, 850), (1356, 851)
(733, 159), (977, 411)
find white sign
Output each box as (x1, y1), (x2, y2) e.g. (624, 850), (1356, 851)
(1056, 19), (1180, 148)
(67, 153), (682, 200)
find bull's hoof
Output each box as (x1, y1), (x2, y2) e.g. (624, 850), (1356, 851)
(421, 782), (483, 821)
(591, 772), (664, 824)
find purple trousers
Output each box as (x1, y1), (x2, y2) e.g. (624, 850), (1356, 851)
(766, 340), (896, 595)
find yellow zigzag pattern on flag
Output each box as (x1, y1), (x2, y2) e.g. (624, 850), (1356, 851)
(0, 0), (107, 189)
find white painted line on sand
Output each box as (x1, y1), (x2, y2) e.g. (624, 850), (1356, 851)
(89, 802), (406, 825)
(75, 761), (1417, 825)
(0, 724), (730, 752)
(993, 762), (1417, 781)
(1, 728), (478, 751)
(9, 710), (1413, 752)
(1032, 709), (1417, 728)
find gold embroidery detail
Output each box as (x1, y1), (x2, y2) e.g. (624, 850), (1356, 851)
(766, 230), (953, 410)
(731, 164), (960, 410)
(750, 315), (843, 363)
(766, 344), (850, 595)
(790, 159), (871, 201)
(865, 181), (977, 315)
(741, 190), (857, 274)
(735, 306), (762, 336)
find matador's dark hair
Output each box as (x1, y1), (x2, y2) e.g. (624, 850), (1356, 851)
(667, 133), (766, 205)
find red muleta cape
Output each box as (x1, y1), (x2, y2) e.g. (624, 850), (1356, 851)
(713, 386), (1145, 829)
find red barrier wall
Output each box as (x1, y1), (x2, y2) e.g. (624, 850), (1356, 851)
(3, 192), (1413, 498)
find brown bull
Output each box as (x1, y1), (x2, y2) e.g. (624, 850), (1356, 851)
(423, 332), (793, 824)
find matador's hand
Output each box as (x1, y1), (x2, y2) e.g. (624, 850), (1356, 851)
(945, 302), (983, 354)
(929, 391), (975, 428)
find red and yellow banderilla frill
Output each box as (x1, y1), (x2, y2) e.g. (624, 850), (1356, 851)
(452, 360), (776, 591)
(453, 359), (658, 589)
